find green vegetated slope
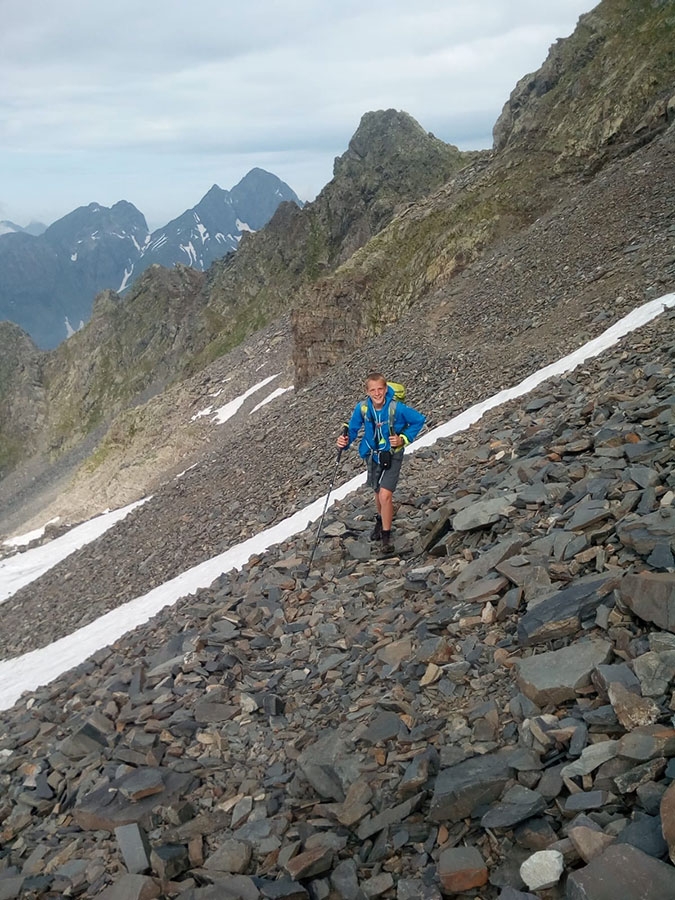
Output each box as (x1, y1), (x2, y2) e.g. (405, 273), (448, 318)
(40, 265), (206, 456)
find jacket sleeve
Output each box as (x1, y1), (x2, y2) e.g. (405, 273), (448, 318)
(345, 402), (365, 447)
(396, 403), (426, 445)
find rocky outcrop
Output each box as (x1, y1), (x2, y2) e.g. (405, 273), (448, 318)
(0, 323), (45, 477)
(493, 1), (675, 168)
(41, 264), (208, 456)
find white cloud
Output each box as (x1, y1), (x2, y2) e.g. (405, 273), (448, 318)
(0, 0), (597, 227)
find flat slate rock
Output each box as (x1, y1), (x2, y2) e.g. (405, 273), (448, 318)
(515, 640), (612, 706)
(429, 750), (516, 823)
(566, 843), (675, 900)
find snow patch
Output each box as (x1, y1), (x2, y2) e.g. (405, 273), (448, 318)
(180, 241), (197, 265)
(191, 406), (213, 421)
(118, 266), (134, 292)
(211, 374), (279, 424)
(64, 316), (82, 338)
(149, 234), (168, 252)
(0, 498), (149, 604)
(250, 385), (294, 413)
(176, 464), (199, 479)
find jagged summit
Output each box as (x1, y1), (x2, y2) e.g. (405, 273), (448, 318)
(137, 169), (303, 276)
(336, 108), (456, 170)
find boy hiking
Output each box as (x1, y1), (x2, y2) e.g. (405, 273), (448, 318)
(337, 372), (426, 556)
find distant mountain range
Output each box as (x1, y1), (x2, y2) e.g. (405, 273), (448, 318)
(0, 168), (302, 349)
(0, 220), (47, 237)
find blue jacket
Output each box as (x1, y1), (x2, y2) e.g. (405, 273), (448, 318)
(345, 385), (426, 461)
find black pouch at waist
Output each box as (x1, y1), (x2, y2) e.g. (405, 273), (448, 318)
(379, 450), (392, 470)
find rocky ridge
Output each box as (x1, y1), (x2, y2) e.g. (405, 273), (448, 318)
(0, 306), (674, 900)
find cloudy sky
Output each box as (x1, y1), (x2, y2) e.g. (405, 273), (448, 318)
(1, 0), (597, 230)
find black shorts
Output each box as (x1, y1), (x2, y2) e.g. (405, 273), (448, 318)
(367, 451), (404, 493)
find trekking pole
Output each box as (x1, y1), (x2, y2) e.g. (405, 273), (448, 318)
(307, 425), (348, 571)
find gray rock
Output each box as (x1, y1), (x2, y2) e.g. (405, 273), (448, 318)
(519, 849), (564, 891)
(115, 823), (152, 875)
(95, 875), (161, 900)
(617, 725), (675, 761)
(632, 649), (675, 696)
(566, 843), (675, 899)
(73, 768), (196, 832)
(480, 785), (546, 829)
(517, 574), (619, 646)
(515, 640), (612, 706)
(616, 812), (668, 859)
(452, 493), (516, 531)
(429, 751), (516, 822)
(204, 840), (252, 874)
(619, 572), (675, 632)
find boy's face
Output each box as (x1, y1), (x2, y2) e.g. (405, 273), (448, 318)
(366, 379), (387, 409)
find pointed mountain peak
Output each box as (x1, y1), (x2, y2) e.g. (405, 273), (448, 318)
(336, 109), (454, 174)
(202, 183), (224, 200)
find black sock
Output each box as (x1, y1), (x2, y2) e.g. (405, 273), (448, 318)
(381, 529), (391, 542)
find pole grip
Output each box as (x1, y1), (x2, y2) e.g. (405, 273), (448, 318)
(337, 424), (349, 460)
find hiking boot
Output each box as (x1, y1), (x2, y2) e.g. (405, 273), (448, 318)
(370, 516), (383, 541)
(380, 530), (395, 557)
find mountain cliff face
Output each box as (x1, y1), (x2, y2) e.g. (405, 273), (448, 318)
(291, 0), (675, 385)
(0, 323), (44, 477)
(41, 264), (208, 456)
(0, 170), (299, 349)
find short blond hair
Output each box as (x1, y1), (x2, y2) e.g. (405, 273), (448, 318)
(365, 372), (387, 387)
